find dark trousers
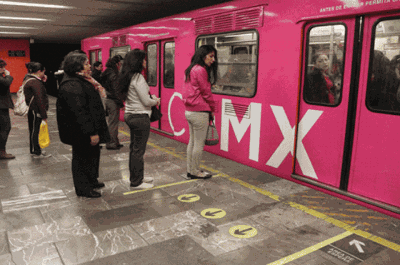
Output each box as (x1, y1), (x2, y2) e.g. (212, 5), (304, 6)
(28, 110), (43, 155)
(71, 143), (100, 193)
(0, 109), (11, 150)
(105, 99), (121, 148)
(124, 114), (150, 186)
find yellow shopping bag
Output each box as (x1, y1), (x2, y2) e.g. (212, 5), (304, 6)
(39, 121), (50, 148)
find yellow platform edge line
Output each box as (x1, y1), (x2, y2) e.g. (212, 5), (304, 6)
(119, 129), (400, 252)
(267, 231), (353, 265)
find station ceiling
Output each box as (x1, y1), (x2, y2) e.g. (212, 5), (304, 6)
(0, 0), (232, 44)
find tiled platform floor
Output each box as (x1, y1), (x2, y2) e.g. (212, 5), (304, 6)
(1, 95), (400, 264)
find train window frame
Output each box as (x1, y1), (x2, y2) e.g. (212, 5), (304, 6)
(196, 30), (259, 98)
(303, 23), (347, 107)
(110, 45), (130, 59)
(163, 41), (175, 89)
(365, 16), (400, 116)
(147, 44), (158, 87)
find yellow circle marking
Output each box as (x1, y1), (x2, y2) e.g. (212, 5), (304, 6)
(177, 194), (200, 202)
(229, 225), (257, 238)
(201, 208), (226, 219)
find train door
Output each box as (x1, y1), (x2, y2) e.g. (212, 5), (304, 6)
(348, 15), (400, 209)
(89, 49), (102, 65)
(145, 40), (175, 135)
(294, 19), (356, 187)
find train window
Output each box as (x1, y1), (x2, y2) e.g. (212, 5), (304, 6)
(304, 24), (346, 106)
(164, 42), (175, 88)
(197, 31), (258, 97)
(147, 44), (157, 86)
(366, 18), (400, 114)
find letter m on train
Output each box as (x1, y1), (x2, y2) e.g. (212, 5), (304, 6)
(220, 99), (261, 162)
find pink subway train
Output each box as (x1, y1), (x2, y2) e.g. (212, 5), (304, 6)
(82, 0), (400, 218)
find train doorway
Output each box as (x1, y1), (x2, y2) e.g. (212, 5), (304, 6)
(145, 40), (175, 136)
(294, 19), (357, 188)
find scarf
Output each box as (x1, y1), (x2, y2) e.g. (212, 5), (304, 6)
(77, 72), (107, 99)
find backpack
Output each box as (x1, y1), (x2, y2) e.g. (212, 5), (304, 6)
(14, 78), (35, 116)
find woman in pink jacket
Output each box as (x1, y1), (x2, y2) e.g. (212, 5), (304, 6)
(183, 45), (218, 179)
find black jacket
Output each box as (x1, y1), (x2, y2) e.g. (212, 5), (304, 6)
(304, 69), (332, 104)
(56, 74), (110, 146)
(91, 69), (102, 83)
(100, 68), (124, 107)
(0, 74), (14, 110)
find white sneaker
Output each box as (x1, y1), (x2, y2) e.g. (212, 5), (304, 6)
(130, 182), (154, 189)
(33, 152), (52, 159)
(143, 177), (154, 183)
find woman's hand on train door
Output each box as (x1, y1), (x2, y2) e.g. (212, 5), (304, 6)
(90, 135), (100, 146)
(151, 94), (160, 106)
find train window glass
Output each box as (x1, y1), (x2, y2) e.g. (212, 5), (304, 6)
(197, 31), (258, 97)
(147, 44), (157, 86)
(164, 42), (175, 88)
(304, 24), (346, 106)
(366, 18), (400, 114)
(90, 51), (96, 65)
(98, 50), (102, 62)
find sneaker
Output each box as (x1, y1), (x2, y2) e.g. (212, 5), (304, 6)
(130, 182), (154, 189)
(33, 152), (52, 159)
(143, 176), (154, 183)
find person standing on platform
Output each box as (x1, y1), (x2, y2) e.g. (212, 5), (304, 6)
(182, 45), (218, 179)
(117, 49), (159, 189)
(0, 59), (15, 159)
(91, 61), (103, 83)
(24, 62), (51, 158)
(100, 56), (124, 150)
(56, 52), (110, 198)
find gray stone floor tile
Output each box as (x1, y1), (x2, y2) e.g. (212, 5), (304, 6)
(0, 208), (44, 232)
(102, 188), (170, 209)
(55, 225), (147, 265)
(82, 202), (162, 233)
(11, 242), (63, 265)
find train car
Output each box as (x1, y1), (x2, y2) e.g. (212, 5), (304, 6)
(82, 0), (400, 218)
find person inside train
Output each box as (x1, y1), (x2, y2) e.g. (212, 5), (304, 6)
(182, 45), (218, 180)
(304, 54), (336, 105)
(0, 59), (15, 159)
(91, 61), (103, 83)
(56, 52), (110, 198)
(367, 50), (400, 112)
(117, 49), (160, 189)
(24, 62), (51, 158)
(100, 56), (124, 150)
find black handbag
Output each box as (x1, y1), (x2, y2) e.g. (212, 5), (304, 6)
(150, 105), (162, 122)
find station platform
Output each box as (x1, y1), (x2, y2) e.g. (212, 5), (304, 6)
(1, 95), (400, 265)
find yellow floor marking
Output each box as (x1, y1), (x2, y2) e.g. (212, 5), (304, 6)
(267, 231), (353, 265)
(119, 129), (400, 253)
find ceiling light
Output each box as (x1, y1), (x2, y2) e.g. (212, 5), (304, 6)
(0, 31), (27, 34)
(0, 1), (74, 9)
(0, 16), (48, 21)
(0, 25), (37, 29)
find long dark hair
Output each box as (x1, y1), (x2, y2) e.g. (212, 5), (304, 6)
(184, 45), (218, 85)
(117, 49), (146, 101)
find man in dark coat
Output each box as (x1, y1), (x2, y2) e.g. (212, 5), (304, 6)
(0, 59), (15, 159)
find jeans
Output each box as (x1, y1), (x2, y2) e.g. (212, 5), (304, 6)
(0, 109), (11, 151)
(124, 113), (150, 186)
(185, 111), (209, 175)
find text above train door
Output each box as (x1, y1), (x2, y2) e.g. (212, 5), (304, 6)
(294, 20), (356, 188)
(348, 15), (400, 210)
(145, 41), (175, 135)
